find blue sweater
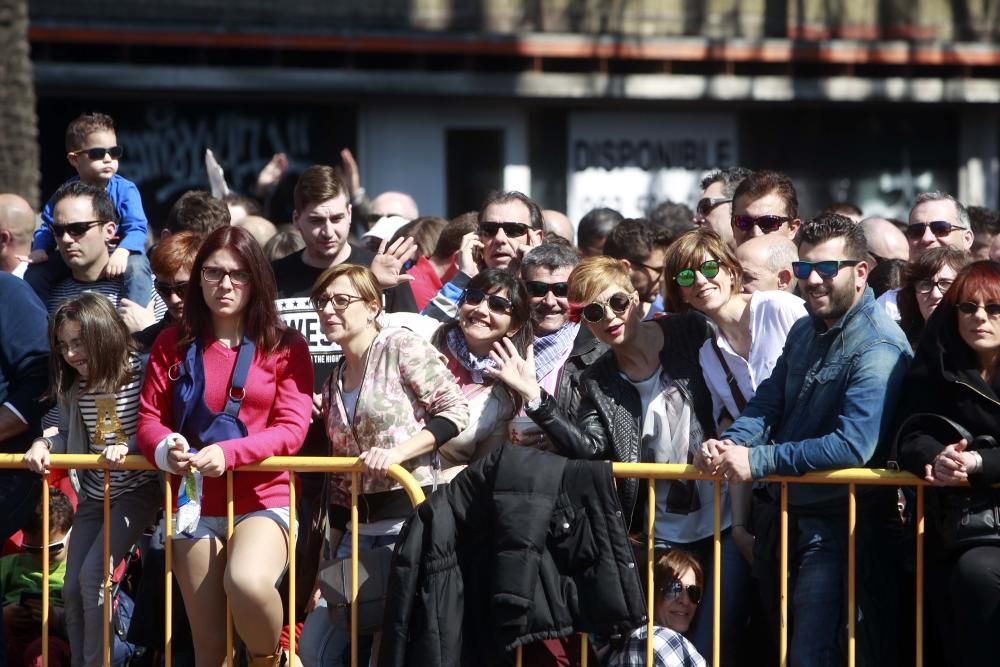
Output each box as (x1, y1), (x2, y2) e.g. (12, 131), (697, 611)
(0, 273), (50, 454)
(36, 174), (149, 254)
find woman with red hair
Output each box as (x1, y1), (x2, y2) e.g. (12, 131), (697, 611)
(896, 260), (1000, 667)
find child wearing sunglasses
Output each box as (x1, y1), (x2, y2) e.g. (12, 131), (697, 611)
(1, 489), (74, 667)
(27, 112), (152, 309)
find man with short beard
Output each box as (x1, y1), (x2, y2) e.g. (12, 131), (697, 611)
(696, 213), (912, 666)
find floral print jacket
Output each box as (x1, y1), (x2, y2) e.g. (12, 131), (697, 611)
(323, 327), (469, 509)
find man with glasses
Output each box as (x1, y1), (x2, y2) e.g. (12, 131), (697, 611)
(730, 170), (800, 247)
(604, 217), (671, 319)
(695, 167), (751, 249)
(696, 213), (912, 666)
(423, 191), (544, 322)
(46, 182), (165, 330)
(878, 192), (973, 320)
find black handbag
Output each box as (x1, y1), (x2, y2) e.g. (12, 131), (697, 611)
(889, 412), (1000, 551)
(317, 544), (394, 634)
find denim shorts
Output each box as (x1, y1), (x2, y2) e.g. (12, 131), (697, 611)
(173, 506), (291, 540)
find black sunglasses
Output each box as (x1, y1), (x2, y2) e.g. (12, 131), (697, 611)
(791, 260), (860, 280)
(49, 220), (105, 239)
(957, 302), (1000, 318)
(696, 197), (732, 217)
(733, 214), (790, 233)
(581, 292), (633, 324)
(525, 281), (569, 298)
(661, 580), (702, 605)
(71, 145), (124, 161)
(479, 221), (530, 238)
(154, 280), (189, 298)
(905, 220), (963, 240)
(462, 287), (513, 315)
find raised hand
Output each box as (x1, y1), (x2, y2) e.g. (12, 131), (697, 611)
(371, 236), (417, 289)
(487, 338), (540, 402)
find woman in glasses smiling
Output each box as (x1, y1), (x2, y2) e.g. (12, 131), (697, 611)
(895, 260), (1000, 667)
(488, 255), (727, 662)
(432, 268), (532, 463)
(137, 226), (314, 667)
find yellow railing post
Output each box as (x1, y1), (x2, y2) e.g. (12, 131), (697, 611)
(288, 476), (297, 664)
(226, 470), (234, 667)
(647, 479), (656, 666)
(164, 476), (173, 667)
(41, 476), (50, 667)
(779, 482), (788, 667)
(350, 471), (359, 667)
(847, 483), (856, 667)
(103, 469), (111, 667)
(713, 479), (721, 666)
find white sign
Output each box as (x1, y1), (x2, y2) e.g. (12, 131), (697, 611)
(567, 111), (738, 224)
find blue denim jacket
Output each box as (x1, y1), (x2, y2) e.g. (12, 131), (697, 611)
(722, 287), (912, 507)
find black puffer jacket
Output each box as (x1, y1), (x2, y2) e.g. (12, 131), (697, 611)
(528, 313), (716, 528)
(896, 306), (1000, 530)
(379, 444), (647, 667)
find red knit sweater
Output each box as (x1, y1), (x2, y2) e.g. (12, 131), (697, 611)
(137, 326), (314, 517)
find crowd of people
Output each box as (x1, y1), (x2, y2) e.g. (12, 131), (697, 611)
(0, 110), (998, 667)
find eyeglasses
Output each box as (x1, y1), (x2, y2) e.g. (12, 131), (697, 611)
(696, 197), (732, 217)
(70, 145), (124, 161)
(202, 266), (251, 286)
(462, 287), (513, 315)
(312, 293), (366, 312)
(525, 281), (569, 298)
(914, 278), (954, 295)
(49, 220), (105, 239)
(154, 280), (189, 298)
(957, 302), (1000, 319)
(581, 292), (634, 324)
(905, 221), (964, 240)
(22, 531), (70, 555)
(660, 580), (702, 605)
(732, 214), (790, 233)
(479, 222), (530, 238)
(791, 260), (860, 280)
(674, 260), (721, 287)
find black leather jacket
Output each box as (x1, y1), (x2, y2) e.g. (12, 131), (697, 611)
(528, 312), (717, 529)
(552, 324), (608, 419)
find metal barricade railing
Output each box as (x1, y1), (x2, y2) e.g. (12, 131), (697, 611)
(0, 454), (425, 667)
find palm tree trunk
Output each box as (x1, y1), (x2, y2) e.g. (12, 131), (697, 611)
(0, 0), (39, 209)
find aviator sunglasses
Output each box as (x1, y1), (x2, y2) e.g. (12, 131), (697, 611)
(71, 145), (124, 161)
(905, 221), (963, 240)
(696, 197), (732, 217)
(479, 222), (530, 238)
(674, 260), (721, 287)
(154, 280), (189, 299)
(462, 287), (513, 315)
(791, 260), (860, 280)
(661, 580), (702, 605)
(49, 220), (104, 239)
(957, 302), (1000, 319)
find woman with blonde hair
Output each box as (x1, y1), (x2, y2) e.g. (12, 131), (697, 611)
(488, 255), (735, 664)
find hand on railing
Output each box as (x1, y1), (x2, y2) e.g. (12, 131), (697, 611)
(696, 438), (752, 482)
(101, 444), (129, 468)
(189, 445), (227, 477)
(23, 439), (51, 474)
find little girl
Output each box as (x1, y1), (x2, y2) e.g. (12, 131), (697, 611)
(24, 293), (161, 667)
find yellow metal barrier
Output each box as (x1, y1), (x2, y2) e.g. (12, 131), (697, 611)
(0, 454), (425, 667)
(3, 455), (934, 667)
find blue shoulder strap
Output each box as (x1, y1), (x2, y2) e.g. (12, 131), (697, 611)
(222, 336), (255, 418)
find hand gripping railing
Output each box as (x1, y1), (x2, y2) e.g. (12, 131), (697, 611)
(0, 454), (425, 667)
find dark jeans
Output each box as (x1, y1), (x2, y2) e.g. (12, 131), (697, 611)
(25, 251), (152, 307)
(752, 488), (903, 667)
(949, 544), (1000, 667)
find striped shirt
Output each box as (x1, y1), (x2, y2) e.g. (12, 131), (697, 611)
(43, 278), (166, 430)
(78, 355), (157, 501)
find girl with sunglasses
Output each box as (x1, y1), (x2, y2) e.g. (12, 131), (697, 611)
(303, 264), (468, 667)
(137, 226), (314, 667)
(23, 293), (161, 667)
(894, 261), (1000, 667)
(606, 548), (706, 667)
(432, 269), (532, 464)
(488, 256), (727, 661)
